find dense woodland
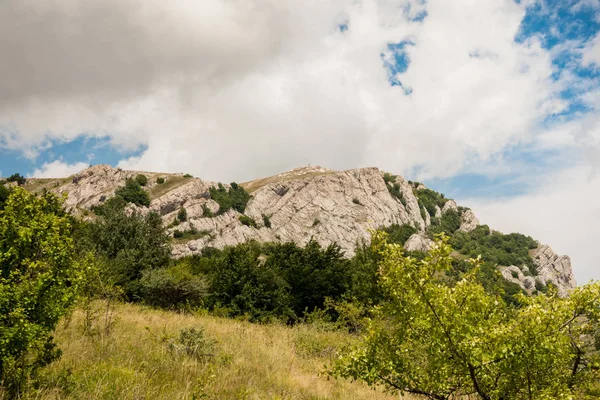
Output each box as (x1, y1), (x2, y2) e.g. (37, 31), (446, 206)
(1, 177), (600, 399)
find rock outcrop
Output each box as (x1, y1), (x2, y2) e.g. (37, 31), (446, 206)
(23, 164), (577, 296)
(404, 234), (434, 252)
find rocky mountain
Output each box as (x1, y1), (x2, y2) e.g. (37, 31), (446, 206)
(21, 164), (577, 296)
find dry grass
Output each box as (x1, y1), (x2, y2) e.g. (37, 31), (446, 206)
(22, 303), (405, 400)
(241, 171), (335, 194)
(148, 176), (193, 200)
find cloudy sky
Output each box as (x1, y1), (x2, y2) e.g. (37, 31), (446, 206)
(0, 0), (598, 282)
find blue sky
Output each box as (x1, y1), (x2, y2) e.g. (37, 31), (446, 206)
(0, 0), (599, 281)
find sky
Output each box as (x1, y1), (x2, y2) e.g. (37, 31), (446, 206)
(0, 0), (599, 282)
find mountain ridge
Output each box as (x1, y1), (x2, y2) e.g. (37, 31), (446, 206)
(17, 164), (577, 296)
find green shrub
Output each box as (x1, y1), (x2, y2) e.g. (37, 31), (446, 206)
(352, 198), (362, 205)
(7, 173), (26, 186)
(207, 243), (292, 321)
(428, 209), (461, 236)
(156, 177), (165, 184)
(177, 207), (187, 222)
(414, 188), (446, 217)
(173, 229), (183, 238)
(183, 173), (193, 178)
(313, 218), (321, 227)
(0, 188), (86, 396)
(239, 215), (257, 228)
(262, 214), (271, 228)
(86, 199), (171, 299)
(209, 183), (251, 215)
(135, 174), (148, 186)
(382, 173), (407, 206)
(114, 179), (150, 207)
(511, 270), (519, 279)
(168, 326), (215, 362)
(0, 184), (9, 210)
(202, 204), (214, 218)
(450, 225), (538, 272)
(139, 264), (208, 309)
(382, 223), (417, 246)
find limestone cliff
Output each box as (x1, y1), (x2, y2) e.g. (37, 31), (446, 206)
(22, 164), (577, 296)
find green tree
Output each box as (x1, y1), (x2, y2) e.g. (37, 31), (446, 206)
(0, 188), (86, 396)
(135, 174), (148, 186)
(0, 184), (9, 210)
(114, 179), (150, 207)
(87, 200), (170, 298)
(177, 207), (187, 222)
(6, 173), (26, 186)
(332, 232), (600, 399)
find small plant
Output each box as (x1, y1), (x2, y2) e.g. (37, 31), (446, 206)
(173, 229), (183, 238)
(156, 177), (165, 184)
(183, 173), (193, 178)
(177, 207), (187, 222)
(352, 198), (361, 205)
(262, 214), (271, 228)
(135, 174), (148, 186)
(168, 326), (215, 362)
(7, 173), (26, 186)
(511, 270), (519, 279)
(239, 215), (257, 228)
(312, 218), (321, 227)
(202, 204), (214, 218)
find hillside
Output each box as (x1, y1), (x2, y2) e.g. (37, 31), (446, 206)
(20, 164), (576, 296)
(16, 302), (401, 400)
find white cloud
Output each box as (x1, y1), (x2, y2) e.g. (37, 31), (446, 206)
(30, 160), (88, 178)
(0, 0), (569, 182)
(582, 32), (600, 67)
(466, 164), (600, 284)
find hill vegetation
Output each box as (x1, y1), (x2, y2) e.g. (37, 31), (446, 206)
(0, 175), (596, 399)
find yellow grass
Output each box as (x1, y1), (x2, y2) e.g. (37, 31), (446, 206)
(22, 303), (405, 400)
(148, 176), (193, 200)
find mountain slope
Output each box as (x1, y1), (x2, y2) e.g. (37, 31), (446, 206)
(22, 164), (577, 296)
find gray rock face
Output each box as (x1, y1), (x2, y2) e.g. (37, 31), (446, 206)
(33, 164), (577, 294)
(459, 209), (479, 232)
(532, 245), (577, 297)
(404, 234), (434, 252)
(499, 245), (576, 297)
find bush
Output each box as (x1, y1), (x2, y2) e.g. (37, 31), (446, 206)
(177, 207), (187, 222)
(313, 218), (320, 227)
(263, 240), (351, 319)
(86, 199), (171, 298)
(381, 223), (417, 246)
(209, 183), (251, 215)
(114, 179), (150, 207)
(0, 188), (86, 396)
(183, 174), (193, 178)
(7, 173), (26, 186)
(202, 204), (214, 218)
(135, 174), (148, 186)
(168, 326), (215, 362)
(352, 198), (361, 205)
(139, 264), (208, 309)
(156, 177), (165, 184)
(428, 209), (461, 236)
(262, 214), (271, 228)
(239, 215), (256, 228)
(382, 173), (406, 206)
(450, 225), (538, 272)
(414, 188), (446, 217)
(0, 184), (9, 210)
(207, 243), (293, 321)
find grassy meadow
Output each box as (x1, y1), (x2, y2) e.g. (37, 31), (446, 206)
(13, 303), (404, 400)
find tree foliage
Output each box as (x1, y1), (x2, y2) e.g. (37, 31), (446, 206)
(114, 179), (150, 207)
(208, 182), (251, 215)
(0, 188), (86, 396)
(332, 232), (600, 399)
(86, 199), (170, 298)
(6, 173), (26, 186)
(451, 225), (538, 271)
